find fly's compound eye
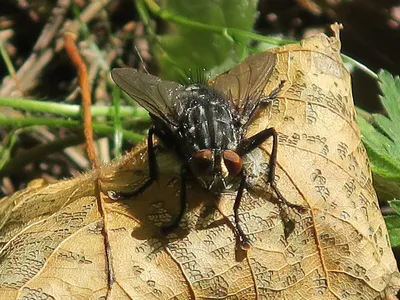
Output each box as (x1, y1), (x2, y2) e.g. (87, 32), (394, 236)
(222, 150), (243, 177)
(190, 149), (213, 177)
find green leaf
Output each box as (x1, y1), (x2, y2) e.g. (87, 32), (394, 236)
(372, 113), (400, 144)
(386, 200), (400, 247)
(156, 0), (258, 80)
(377, 70), (400, 124)
(374, 70), (400, 147)
(385, 215), (400, 247)
(372, 173), (400, 201)
(389, 200), (400, 216)
(357, 115), (400, 177)
(358, 70), (400, 200)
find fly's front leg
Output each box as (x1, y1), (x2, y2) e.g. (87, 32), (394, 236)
(237, 127), (278, 184)
(107, 126), (158, 200)
(242, 81), (285, 127)
(234, 172), (251, 250)
(160, 167), (187, 235)
(237, 127), (304, 212)
(139, 126), (159, 192)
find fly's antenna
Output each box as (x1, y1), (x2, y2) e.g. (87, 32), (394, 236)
(134, 46), (150, 74)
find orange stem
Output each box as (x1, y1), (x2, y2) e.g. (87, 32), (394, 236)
(64, 32), (99, 169)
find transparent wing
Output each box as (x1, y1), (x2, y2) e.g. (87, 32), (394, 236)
(211, 52), (277, 119)
(111, 68), (183, 127)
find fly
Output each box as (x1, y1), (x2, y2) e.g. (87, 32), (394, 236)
(111, 52), (304, 249)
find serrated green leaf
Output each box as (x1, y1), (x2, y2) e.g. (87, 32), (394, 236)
(386, 215), (400, 230)
(358, 70), (400, 200)
(377, 70), (400, 123)
(385, 215), (400, 247)
(389, 200), (400, 216)
(372, 70), (400, 148)
(357, 115), (400, 177)
(373, 113), (400, 144)
(373, 173), (400, 201)
(388, 229), (400, 247)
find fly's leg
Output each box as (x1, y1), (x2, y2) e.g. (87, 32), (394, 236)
(234, 173), (252, 250)
(237, 127), (305, 212)
(160, 167), (187, 235)
(141, 126), (158, 192)
(241, 81), (285, 127)
(107, 127), (158, 200)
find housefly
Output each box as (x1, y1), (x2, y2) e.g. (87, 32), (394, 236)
(111, 52), (303, 249)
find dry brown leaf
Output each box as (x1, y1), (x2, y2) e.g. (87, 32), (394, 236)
(1, 24), (399, 299)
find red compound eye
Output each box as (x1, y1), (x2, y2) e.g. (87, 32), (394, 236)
(222, 150), (242, 177)
(190, 149), (213, 176)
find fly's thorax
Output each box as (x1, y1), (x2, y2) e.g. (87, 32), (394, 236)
(175, 84), (240, 157)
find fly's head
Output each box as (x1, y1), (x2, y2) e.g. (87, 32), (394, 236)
(189, 149), (243, 192)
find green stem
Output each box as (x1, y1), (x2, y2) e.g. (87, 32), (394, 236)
(0, 97), (149, 119)
(342, 54), (377, 79)
(0, 115), (144, 143)
(112, 86), (123, 158)
(0, 38), (16, 76)
(136, 0), (157, 40)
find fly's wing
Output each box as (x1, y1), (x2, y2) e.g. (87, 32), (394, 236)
(211, 52), (277, 123)
(111, 68), (183, 127)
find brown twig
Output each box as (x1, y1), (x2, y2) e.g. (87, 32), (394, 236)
(64, 32), (114, 291)
(64, 32), (99, 169)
